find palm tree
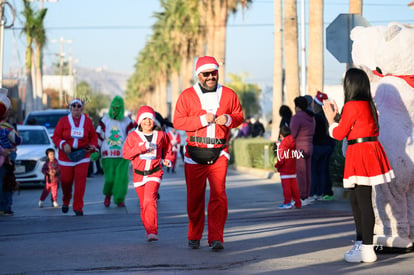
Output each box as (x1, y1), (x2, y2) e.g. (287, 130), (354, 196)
(307, 0), (324, 97)
(349, 0), (363, 14)
(21, 0), (47, 112)
(32, 7), (47, 110)
(21, 0), (36, 115)
(272, 0), (283, 139)
(200, 0), (251, 82)
(284, 0), (300, 110)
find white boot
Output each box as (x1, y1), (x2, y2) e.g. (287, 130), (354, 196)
(344, 241), (362, 262)
(360, 244), (377, 263)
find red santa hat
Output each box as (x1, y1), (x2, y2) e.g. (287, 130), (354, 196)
(136, 105), (157, 126)
(195, 56), (219, 75)
(313, 91), (328, 106)
(69, 98), (84, 107)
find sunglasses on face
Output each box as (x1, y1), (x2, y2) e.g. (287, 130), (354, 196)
(200, 70), (218, 77)
(71, 104), (82, 108)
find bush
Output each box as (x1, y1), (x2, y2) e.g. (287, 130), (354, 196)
(231, 138), (275, 170)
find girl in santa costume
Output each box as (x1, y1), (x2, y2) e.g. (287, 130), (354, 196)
(123, 105), (173, 242)
(52, 98), (98, 216)
(96, 96), (135, 207)
(322, 68), (395, 263)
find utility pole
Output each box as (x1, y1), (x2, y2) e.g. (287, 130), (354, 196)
(0, 0), (5, 87)
(51, 37), (72, 107)
(0, 0), (15, 86)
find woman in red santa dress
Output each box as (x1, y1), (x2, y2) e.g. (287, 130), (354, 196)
(123, 106), (174, 242)
(52, 98), (98, 216)
(323, 68), (394, 263)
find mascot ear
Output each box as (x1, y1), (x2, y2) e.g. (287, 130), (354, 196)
(384, 24), (402, 42)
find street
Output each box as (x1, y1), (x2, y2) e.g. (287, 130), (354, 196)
(0, 162), (413, 275)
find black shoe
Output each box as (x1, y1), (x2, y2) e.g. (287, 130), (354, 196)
(74, 210), (84, 216)
(188, 240), (200, 249)
(210, 240), (224, 251)
(62, 205), (69, 213)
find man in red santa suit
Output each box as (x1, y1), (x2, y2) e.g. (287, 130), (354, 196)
(52, 98), (98, 216)
(173, 56), (244, 251)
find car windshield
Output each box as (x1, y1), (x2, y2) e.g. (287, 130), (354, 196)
(26, 114), (66, 129)
(19, 129), (50, 145)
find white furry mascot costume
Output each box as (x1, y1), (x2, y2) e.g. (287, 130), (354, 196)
(351, 22), (414, 251)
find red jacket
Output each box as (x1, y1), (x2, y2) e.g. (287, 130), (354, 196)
(274, 135), (297, 177)
(52, 114), (98, 166)
(173, 84), (244, 161)
(123, 129), (174, 187)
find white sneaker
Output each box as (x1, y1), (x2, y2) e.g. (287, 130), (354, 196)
(360, 244), (377, 263)
(38, 200), (43, 208)
(301, 199), (308, 206)
(278, 203), (292, 209)
(146, 233), (159, 242)
(53, 201), (59, 208)
(306, 197), (315, 203)
(344, 241), (362, 262)
(313, 195), (322, 200)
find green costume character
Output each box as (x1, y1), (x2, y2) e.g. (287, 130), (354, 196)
(96, 96), (135, 207)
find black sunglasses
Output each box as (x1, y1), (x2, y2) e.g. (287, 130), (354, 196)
(201, 70), (218, 77)
(71, 104), (82, 108)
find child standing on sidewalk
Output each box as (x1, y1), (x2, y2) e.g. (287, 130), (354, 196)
(123, 106), (174, 242)
(39, 148), (60, 208)
(274, 126), (302, 209)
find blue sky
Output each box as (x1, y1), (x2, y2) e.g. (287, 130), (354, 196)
(3, 0), (414, 88)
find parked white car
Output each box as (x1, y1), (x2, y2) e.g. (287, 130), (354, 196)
(15, 125), (56, 186)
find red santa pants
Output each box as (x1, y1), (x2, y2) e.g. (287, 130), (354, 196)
(135, 181), (160, 235)
(59, 162), (89, 212)
(185, 156), (228, 245)
(39, 181), (59, 202)
(281, 177), (301, 207)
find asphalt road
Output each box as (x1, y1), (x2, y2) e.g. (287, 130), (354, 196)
(1, 162), (413, 274)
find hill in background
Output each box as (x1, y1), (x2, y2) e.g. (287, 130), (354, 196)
(75, 66), (130, 97)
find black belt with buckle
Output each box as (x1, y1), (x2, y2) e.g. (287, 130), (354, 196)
(348, 136), (378, 145)
(134, 165), (161, 176)
(190, 136), (226, 145)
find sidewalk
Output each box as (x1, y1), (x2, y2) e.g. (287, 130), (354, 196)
(0, 165), (413, 274)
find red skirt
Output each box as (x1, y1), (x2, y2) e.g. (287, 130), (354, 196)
(343, 141), (394, 188)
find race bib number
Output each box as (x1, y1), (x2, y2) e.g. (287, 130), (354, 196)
(140, 144), (157, 160)
(71, 127), (84, 138)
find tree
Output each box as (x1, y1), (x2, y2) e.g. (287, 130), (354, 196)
(200, 0), (251, 81)
(21, 0), (36, 115)
(21, 0), (47, 112)
(272, 0), (283, 140)
(226, 73), (261, 118)
(349, 0), (363, 14)
(284, 0), (300, 110)
(32, 5), (47, 111)
(307, 0), (324, 97)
